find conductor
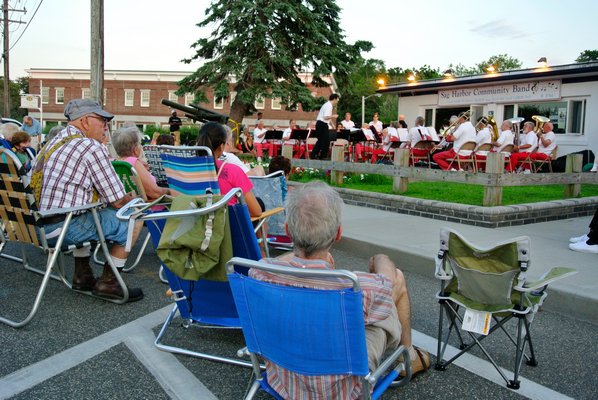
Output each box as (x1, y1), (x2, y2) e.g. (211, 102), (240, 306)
(311, 93), (339, 160)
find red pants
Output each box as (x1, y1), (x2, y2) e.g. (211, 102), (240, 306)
(432, 149), (456, 170)
(255, 142), (278, 157)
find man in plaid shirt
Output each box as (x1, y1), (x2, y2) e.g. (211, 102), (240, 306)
(40, 99), (143, 302)
(250, 182), (430, 399)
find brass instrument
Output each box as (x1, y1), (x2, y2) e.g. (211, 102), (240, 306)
(444, 110), (471, 137)
(487, 115), (499, 142)
(506, 117), (524, 146)
(532, 115), (550, 139)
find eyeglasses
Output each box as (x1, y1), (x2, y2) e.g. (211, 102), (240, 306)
(87, 115), (108, 127)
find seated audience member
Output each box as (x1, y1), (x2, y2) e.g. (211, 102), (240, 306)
(196, 122), (263, 217)
(242, 133), (256, 155)
(251, 182), (430, 399)
(432, 113), (476, 170)
(11, 131), (35, 170)
(0, 122), (19, 149)
(156, 134), (175, 146)
(112, 126), (172, 200)
(268, 155), (292, 178)
(221, 126), (265, 176)
(506, 121), (539, 172)
(492, 120), (514, 152)
(569, 207), (598, 254)
(150, 131), (161, 145)
(43, 125), (66, 147)
(38, 99), (143, 301)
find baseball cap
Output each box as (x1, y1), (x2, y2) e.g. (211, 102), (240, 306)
(64, 99), (114, 121)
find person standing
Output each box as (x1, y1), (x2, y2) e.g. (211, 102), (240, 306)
(311, 93), (339, 160)
(168, 110), (182, 145)
(22, 115), (42, 151)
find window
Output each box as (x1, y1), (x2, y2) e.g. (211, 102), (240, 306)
(518, 101), (568, 133)
(55, 88), (64, 104)
(82, 88), (91, 99)
(504, 104), (515, 120)
(271, 97), (282, 110)
(254, 96), (265, 110)
(124, 89), (134, 107)
(185, 93), (194, 106)
(168, 90), (178, 102)
(569, 100), (586, 134)
(42, 87), (49, 104)
(214, 96), (224, 110)
(424, 109), (434, 127)
(140, 90), (150, 107)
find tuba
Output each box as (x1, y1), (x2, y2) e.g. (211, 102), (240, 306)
(506, 117), (524, 146)
(532, 115), (550, 138)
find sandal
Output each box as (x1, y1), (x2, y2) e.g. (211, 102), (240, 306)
(400, 346), (431, 378)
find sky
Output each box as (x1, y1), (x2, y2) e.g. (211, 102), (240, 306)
(5, 0), (598, 80)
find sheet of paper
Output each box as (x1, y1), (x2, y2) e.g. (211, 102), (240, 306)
(462, 309), (492, 335)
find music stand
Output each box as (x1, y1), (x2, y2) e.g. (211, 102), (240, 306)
(369, 126), (382, 143)
(264, 130), (283, 141)
(289, 129), (309, 141)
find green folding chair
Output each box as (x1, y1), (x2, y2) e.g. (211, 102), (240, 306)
(434, 227), (577, 389)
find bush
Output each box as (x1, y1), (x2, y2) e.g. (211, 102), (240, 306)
(180, 125), (200, 145)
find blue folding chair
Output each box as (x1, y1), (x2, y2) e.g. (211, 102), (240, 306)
(226, 257), (412, 399)
(117, 188), (262, 367)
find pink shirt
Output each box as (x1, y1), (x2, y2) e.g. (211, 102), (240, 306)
(216, 159), (253, 205)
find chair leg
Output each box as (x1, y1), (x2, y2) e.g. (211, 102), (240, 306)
(122, 232), (151, 273)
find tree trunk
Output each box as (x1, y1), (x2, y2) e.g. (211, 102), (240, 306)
(229, 98), (251, 142)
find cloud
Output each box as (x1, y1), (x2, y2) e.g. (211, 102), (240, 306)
(470, 19), (528, 40)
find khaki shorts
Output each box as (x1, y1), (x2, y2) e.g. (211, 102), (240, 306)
(365, 306), (402, 370)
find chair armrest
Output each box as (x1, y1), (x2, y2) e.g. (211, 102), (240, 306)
(434, 251), (453, 281)
(250, 207), (285, 222)
(515, 267), (577, 292)
(37, 202), (104, 218)
(367, 344), (410, 385)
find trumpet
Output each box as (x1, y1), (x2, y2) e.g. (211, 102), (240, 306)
(532, 115), (550, 138)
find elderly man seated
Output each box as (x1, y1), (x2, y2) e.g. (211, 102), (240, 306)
(38, 99), (143, 302)
(250, 181), (430, 399)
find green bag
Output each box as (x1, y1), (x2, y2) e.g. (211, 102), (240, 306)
(156, 194), (232, 281)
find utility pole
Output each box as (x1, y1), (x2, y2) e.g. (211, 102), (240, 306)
(1, 0), (25, 117)
(90, 0), (104, 104)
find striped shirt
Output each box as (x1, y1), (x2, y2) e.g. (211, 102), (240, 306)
(39, 125), (125, 211)
(249, 256), (397, 400)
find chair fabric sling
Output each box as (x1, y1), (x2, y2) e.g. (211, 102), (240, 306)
(116, 188), (262, 368)
(409, 140), (433, 167)
(531, 145), (558, 173)
(226, 257), (411, 400)
(0, 148), (132, 328)
(473, 142), (493, 172)
(434, 227), (577, 389)
(248, 171), (292, 252)
(142, 144), (168, 187)
(158, 145), (220, 196)
(447, 140), (477, 171)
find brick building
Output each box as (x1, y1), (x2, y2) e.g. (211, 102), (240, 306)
(25, 68), (335, 131)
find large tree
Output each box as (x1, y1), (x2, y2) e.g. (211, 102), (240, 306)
(575, 50), (598, 63)
(447, 54), (522, 76)
(179, 1), (371, 127)
(0, 76), (29, 119)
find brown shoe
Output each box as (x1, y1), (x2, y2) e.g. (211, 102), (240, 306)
(401, 346), (431, 378)
(72, 256), (96, 291)
(92, 264), (144, 302)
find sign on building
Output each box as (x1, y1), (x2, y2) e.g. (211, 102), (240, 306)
(20, 94), (39, 109)
(438, 80), (561, 106)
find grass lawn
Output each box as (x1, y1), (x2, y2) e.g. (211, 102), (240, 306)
(289, 169), (598, 206)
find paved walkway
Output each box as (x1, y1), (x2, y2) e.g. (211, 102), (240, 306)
(339, 203), (597, 323)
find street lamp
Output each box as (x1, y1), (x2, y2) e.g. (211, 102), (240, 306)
(361, 93), (382, 126)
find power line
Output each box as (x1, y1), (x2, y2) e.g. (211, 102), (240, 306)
(9, 0), (42, 51)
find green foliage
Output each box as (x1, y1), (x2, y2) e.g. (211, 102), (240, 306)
(180, 125), (200, 145)
(575, 50), (598, 63)
(179, 1), (372, 125)
(0, 76), (29, 119)
(337, 58), (385, 124)
(144, 125), (169, 137)
(447, 54), (523, 76)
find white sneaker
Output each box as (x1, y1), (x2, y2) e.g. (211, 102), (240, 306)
(591, 164), (598, 172)
(569, 234), (589, 243)
(523, 169), (531, 174)
(569, 241), (598, 254)
(449, 168), (457, 172)
(257, 157), (262, 162)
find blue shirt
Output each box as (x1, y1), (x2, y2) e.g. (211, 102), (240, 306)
(22, 118), (42, 136)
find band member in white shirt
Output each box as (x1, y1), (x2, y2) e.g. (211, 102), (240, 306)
(369, 112), (383, 134)
(341, 112), (355, 130)
(506, 121), (539, 172)
(432, 113), (476, 170)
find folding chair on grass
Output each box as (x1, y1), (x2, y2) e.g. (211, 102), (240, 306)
(434, 227), (577, 389)
(117, 188), (262, 368)
(249, 171), (291, 254)
(0, 148), (133, 328)
(226, 257), (412, 400)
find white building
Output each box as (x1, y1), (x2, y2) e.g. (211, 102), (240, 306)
(379, 61), (598, 158)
